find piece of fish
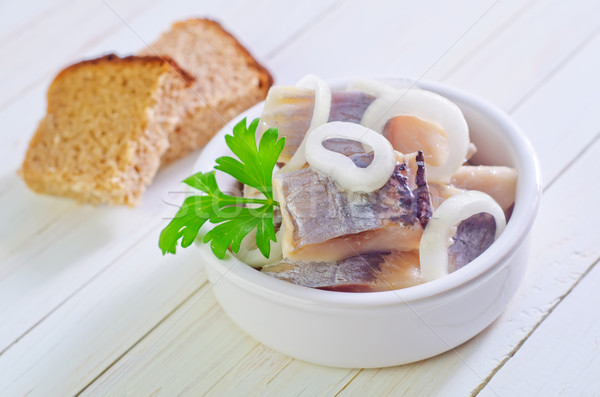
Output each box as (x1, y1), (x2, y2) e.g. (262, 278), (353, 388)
(274, 152), (432, 262)
(260, 87), (375, 162)
(322, 138), (366, 157)
(262, 212), (497, 292)
(450, 165), (517, 211)
(448, 212), (496, 272)
(262, 251), (423, 292)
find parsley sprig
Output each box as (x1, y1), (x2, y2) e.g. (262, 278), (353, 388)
(159, 118), (285, 259)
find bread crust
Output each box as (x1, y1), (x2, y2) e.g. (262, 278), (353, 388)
(139, 18), (274, 164)
(21, 54), (190, 206)
(53, 53), (195, 86)
(169, 18), (273, 90)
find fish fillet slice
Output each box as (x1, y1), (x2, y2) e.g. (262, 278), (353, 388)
(274, 152), (431, 262)
(260, 87), (375, 162)
(262, 251), (423, 292)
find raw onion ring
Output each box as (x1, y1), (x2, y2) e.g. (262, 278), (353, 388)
(237, 230), (283, 268)
(419, 190), (506, 282)
(360, 89), (469, 183)
(305, 121), (396, 192)
(280, 75), (332, 172)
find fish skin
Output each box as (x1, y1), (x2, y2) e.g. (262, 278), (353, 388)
(262, 251), (423, 292)
(260, 89), (375, 162)
(327, 91), (375, 123)
(322, 138), (366, 157)
(274, 152), (432, 262)
(448, 212), (496, 271)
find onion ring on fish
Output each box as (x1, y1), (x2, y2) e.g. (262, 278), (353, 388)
(360, 89), (469, 183)
(280, 75), (332, 172)
(419, 190), (506, 282)
(305, 121), (396, 192)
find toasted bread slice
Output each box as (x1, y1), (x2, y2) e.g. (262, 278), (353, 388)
(20, 54), (193, 206)
(139, 18), (273, 164)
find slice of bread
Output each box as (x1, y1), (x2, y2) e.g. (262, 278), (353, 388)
(20, 54), (193, 206)
(139, 18), (273, 164)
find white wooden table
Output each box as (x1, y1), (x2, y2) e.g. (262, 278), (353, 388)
(1, 0), (599, 395)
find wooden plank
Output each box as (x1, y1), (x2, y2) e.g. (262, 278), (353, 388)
(444, 0), (600, 110)
(336, 21), (600, 397)
(80, 282), (359, 396)
(0, 0), (344, 393)
(265, 0), (504, 83)
(510, 30), (600, 184)
(77, 1), (600, 395)
(0, 155), (198, 354)
(480, 259), (600, 396)
(0, 0), (76, 42)
(0, 0), (159, 109)
(0, 0), (340, 350)
(2, 1), (599, 395)
(0, 226), (207, 396)
(98, 5), (600, 395)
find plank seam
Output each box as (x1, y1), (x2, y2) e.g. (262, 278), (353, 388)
(200, 342), (262, 395)
(471, 256), (600, 395)
(333, 369), (363, 397)
(508, 25), (600, 115)
(263, 0), (349, 62)
(440, 0), (540, 81)
(0, 222), (159, 358)
(74, 280), (209, 396)
(79, 258), (248, 395)
(542, 129), (600, 194)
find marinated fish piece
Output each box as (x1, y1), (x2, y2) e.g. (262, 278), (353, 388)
(322, 138), (366, 157)
(448, 212), (496, 272)
(450, 165), (517, 211)
(262, 251), (423, 292)
(260, 87), (375, 162)
(262, 212), (496, 292)
(383, 115), (449, 167)
(327, 91), (375, 123)
(274, 152), (431, 262)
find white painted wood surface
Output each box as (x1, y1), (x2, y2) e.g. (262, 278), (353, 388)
(1, 0), (599, 395)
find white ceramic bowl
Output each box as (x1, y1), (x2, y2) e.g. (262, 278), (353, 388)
(192, 78), (542, 368)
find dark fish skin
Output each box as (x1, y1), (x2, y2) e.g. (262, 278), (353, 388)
(414, 151), (432, 228)
(275, 152), (432, 262)
(328, 91), (375, 123)
(262, 251), (423, 292)
(448, 212), (496, 271)
(322, 138), (367, 157)
(262, 253), (386, 292)
(261, 90), (375, 162)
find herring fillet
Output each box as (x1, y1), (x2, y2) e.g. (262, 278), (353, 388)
(262, 251), (423, 292)
(262, 213), (495, 292)
(260, 88), (375, 162)
(274, 152), (432, 262)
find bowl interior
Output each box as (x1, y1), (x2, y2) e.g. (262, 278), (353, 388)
(193, 77), (542, 306)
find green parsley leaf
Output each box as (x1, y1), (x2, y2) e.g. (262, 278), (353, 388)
(159, 118), (285, 260)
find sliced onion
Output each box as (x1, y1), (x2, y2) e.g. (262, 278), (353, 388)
(346, 78), (416, 97)
(360, 89), (469, 183)
(279, 75), (332, 172)
(419, 190), (506, 282)
(305, 121), (396, 192)
(237, 229), (284, 268)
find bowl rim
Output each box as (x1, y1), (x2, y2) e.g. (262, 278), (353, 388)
(193, 76), (542, 307)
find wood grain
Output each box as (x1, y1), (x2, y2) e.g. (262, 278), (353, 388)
(1, 0), (600, 395)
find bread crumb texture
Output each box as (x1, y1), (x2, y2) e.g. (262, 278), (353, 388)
(21, 54), (190, 206)
(139, 18), (273, 164)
